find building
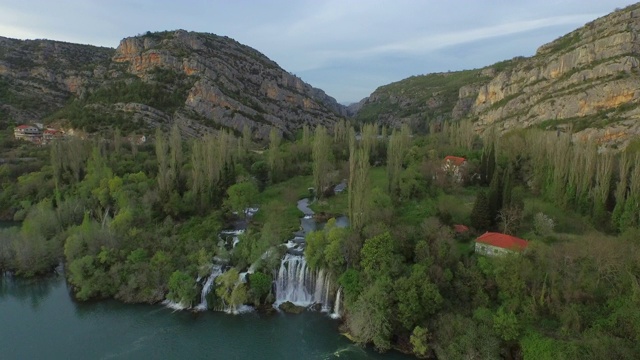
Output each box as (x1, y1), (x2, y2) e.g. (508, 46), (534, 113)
(43, 128), (63, 142)
(475, 232), (528, 256)
(442, 156), (467, 183)
(14, 125), (42, 142)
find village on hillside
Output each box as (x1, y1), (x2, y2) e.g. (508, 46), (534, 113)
(13, 123), (147, 146)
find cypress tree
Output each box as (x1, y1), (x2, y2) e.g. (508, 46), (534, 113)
(502, 164), (514, 208)
(487, 169), (502, 227)
(471, 191), (492, 232)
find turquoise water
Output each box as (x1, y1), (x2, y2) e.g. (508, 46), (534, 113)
(0, 274), (412, 360)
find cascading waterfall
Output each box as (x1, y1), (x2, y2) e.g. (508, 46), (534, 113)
(194, 264), (224, 311)
(275, 254), (333, 309)
(314, 269), (332, 312)
(331, 287), (342, 319)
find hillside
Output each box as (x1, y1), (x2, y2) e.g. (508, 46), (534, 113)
(0, 30), (347, 139)
(355, 3), (640, 149)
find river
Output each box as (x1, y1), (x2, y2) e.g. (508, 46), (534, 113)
(0, 190), (413, 360)
(0, 274), (413, 360)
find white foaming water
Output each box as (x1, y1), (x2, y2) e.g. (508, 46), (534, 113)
(274, 254), (333, 309)
(161, 299), (189, 311)
(194, 265), (224, 311)
(330, 287), (342, 319)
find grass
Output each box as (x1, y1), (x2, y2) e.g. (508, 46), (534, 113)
(311, 191), (348, 215)
(397, 197), (439, 226)
(252, 175), (312, 232)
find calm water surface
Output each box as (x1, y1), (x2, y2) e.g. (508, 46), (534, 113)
(0, 274), (412, 360)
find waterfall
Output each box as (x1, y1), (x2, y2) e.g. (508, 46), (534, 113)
(330, 287), (342, 319)
(194, 265), (224, 311)
(275, 254), (333, 309)
(314, 269), (332, 312)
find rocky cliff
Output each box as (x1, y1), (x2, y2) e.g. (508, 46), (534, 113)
(0, 30), (346, 139)
(0, 37), (113, 125)
(354, 4), (640, 149)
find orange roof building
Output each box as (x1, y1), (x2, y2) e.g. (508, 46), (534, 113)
(444, 156), (466, 166)
(475, 232), (528, 256)
(453, 224), (469, 233)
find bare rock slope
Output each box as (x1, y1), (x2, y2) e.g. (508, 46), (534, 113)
(0, 30), (346, 139)
(355, 4), (640, 148)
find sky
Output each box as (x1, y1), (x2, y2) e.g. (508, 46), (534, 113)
(0, 0), (635, 104)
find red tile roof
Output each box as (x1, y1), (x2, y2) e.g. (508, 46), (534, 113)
(444, 156), (466, 166)
(16, 125), (31, 129)
(476, 232), (528, 251)
(454, 224), (469, 233)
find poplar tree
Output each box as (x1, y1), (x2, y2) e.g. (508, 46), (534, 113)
(302, 124), (311, 147)
(612, 153), (630, 231)
(348, 127), (370, 233)
(155, 128), (172, 198)
(114, 128), (122, 155)
(169, 124), (183, 194)
(312, 125), (331, 198)
(387, 124), (411, 199)
(620, 154), (640, 230)
(267, 128), (282, 183)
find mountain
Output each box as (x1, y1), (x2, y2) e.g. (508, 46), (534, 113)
(354, 3), (640, 148)
(0, 30), (347, 139)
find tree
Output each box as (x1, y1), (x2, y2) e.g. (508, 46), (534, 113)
(169, 123), (184, 194)
(498, 206), (524, 235)
(250, 161), (269, 192)
(312, 125), (331, 198)
(155, 128), (172, 198)
(215, 268), (247, 311)
(493, 307), (520, 341)
(487, 169), (503, 226)
(167, 270), (197, 307)
(410, 326), (430, 358)
(248, 272), (271, 305)
(348, 277), (394, 351)
(480, 142), (496, 185)
(360, 232), (397, 280)
(349, 132), (370, 232)
(113, 128), (122, 155)
(470, 191), (492, 231)
(268, 128), (282, 183)
(225, 181), (258, 218)
(387, 124), (411, 199)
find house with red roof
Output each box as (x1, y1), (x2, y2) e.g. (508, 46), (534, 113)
(14, 124), (41, 142)
(453, 224), (469, 234)
(43, 128), (63, 142)
(475, 232), (528, 256)
(442, 156), (467, 183)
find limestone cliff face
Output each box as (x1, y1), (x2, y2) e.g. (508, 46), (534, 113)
(0, 36), (113, 123)
(1, 30), (346, 138)
(108, 30), (345, 138)
(355, 4), (640, 148)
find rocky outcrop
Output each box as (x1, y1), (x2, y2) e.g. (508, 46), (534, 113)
(354, 4), (640, 149)
(108, 30), (346, 138)
(1, 30), (346, 139)
(0, 36), (113, 124)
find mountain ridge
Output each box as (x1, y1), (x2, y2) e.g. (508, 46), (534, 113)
(354, 3), (640, 149)
(0, 30), (347, 139)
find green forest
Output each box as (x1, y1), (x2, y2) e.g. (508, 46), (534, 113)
(0, 120), (639, 359)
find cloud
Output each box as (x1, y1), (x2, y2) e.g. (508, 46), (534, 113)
(290, 13), (598, 73)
